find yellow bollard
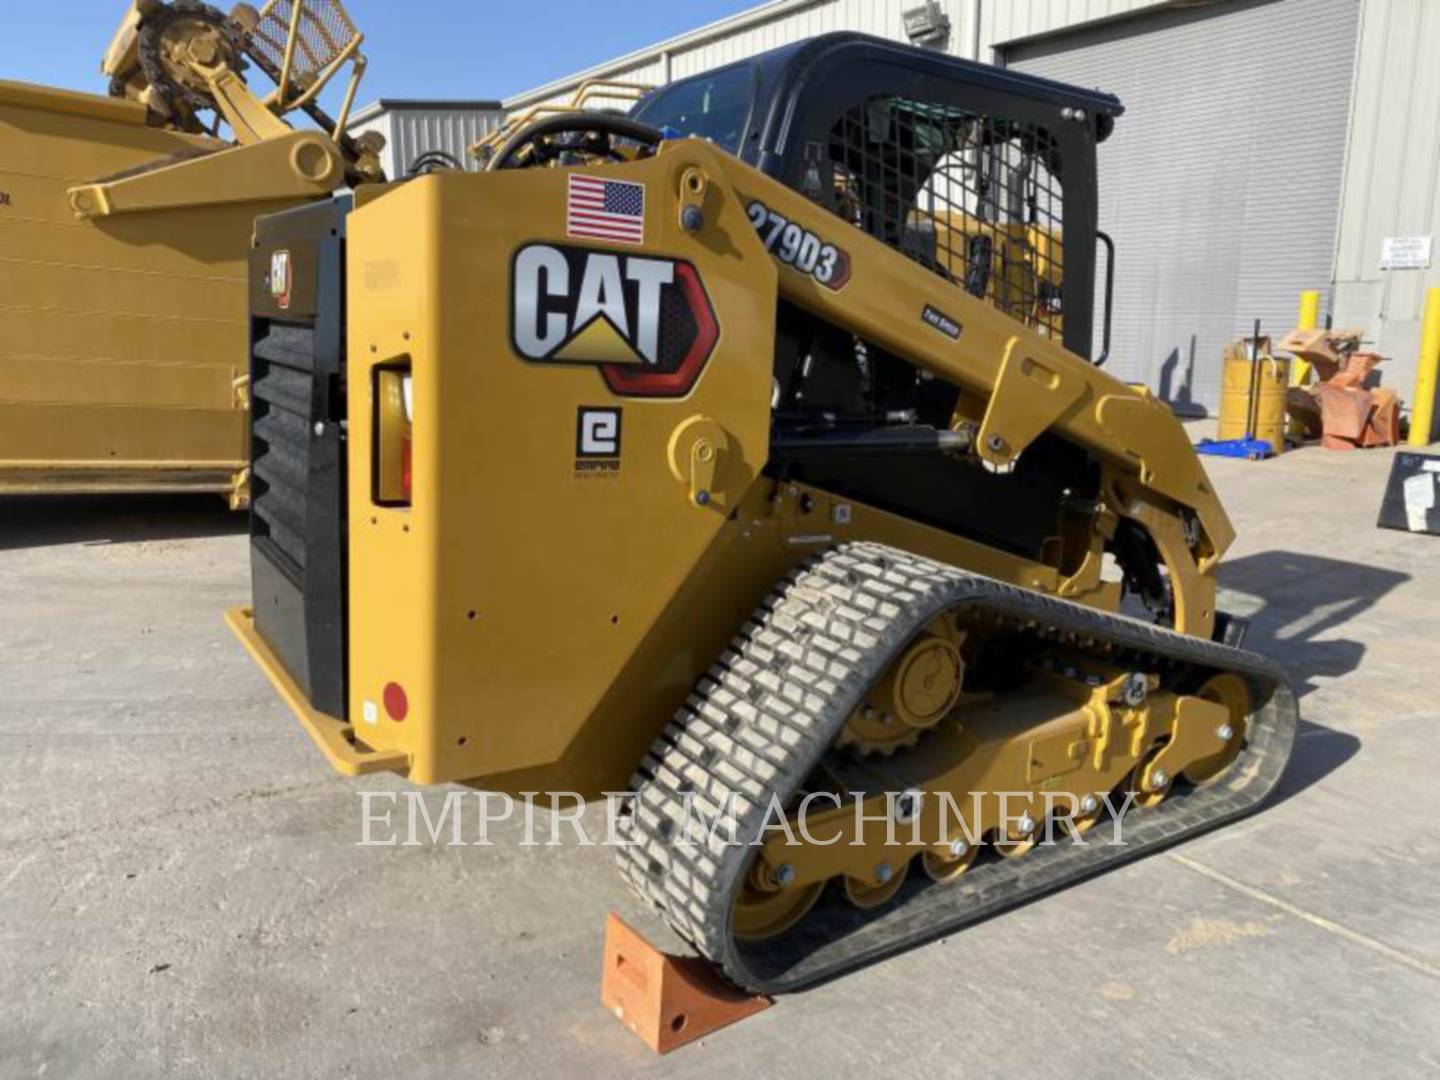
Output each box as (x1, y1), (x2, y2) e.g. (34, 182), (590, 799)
(1286, 290), (1322, 440)
(1411, 286), (1440, 447)
(1290, 290), (1322, 387)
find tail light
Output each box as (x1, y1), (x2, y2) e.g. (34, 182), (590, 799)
(375, 364), (412, 506)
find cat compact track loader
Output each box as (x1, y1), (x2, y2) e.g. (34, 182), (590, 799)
(229, 34), (1297, 993)
(0, 0), (381, 504)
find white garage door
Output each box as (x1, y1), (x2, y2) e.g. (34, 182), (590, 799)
(1007, 0), (1359, 410)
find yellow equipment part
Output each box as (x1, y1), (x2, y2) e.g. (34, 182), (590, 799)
(236, 139), (1232, 793)
(0, 0), (379, 504)
(1217, 338), (1289, 457)
(0, 82), (248, 501)
(743, 661), (1238, 894)
(231, 52), (1296, 993)
(927, 211), (1064, 339)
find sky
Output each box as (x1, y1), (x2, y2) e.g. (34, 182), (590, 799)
(0, 0), (756, 104)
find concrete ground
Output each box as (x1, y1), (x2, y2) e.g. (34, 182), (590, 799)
(3, 441), (1439, 1079)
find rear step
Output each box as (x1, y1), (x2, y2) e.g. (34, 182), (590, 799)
(619, 542), (1297, 993)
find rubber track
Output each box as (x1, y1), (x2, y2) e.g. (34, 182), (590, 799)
(617, 541), (1298, 994)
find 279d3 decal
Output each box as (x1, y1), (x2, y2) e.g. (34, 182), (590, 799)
(510, 243), (719, 398)
(745, 198), (851, 290)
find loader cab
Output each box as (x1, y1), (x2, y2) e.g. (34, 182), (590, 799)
(632, 32), (1121, 362)
(635, 35), (1127, 583)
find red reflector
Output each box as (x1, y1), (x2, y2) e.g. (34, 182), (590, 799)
(383, 682), (409, 721)
(401, 437), (413, 500)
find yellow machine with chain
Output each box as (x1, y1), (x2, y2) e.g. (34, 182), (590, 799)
(0, 0), (380, 505)
(229, 35), (1296, 991)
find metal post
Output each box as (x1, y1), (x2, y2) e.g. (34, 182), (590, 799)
(1409, 286), (1440, 448)
(1290, 290), (1321, 387)
(1246, 318), (1263, 443)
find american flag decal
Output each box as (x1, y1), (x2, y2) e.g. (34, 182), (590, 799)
(567, 175), (646, 245)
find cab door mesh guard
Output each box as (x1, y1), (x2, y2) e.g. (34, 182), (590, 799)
(827, 97), (1066, 344)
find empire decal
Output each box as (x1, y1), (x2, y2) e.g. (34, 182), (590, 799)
(510, 243), (719, 398)
(575, 407), (622, 479)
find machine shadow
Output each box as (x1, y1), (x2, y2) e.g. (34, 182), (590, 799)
(1217, 549), (1408, 699)
(1266, 717), (1359, 807)
(1214, 549), (1405, 804)
(1158, 335), (1206, 418)
(0, 494), (246, 552)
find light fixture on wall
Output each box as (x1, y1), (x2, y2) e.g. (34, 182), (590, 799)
(902, 1), (952, 48)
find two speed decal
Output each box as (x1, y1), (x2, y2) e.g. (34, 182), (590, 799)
(746, 199), (851, 290)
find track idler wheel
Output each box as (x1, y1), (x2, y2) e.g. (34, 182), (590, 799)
(137, 1), (247, 115)
(922, 837), (979, 883)
(839, 625), (965, 755)
(732, 858), (823, 942)
(842, 858), (910, 909)
(994, 811), (1042, 858)
(1060, 793), (1105, 838)
(1183, 673), (1251, 786)
(1131, 752), (1175, 809)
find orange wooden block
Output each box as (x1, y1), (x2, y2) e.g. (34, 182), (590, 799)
(1316, 384), (1371, 443)
(1364, 390), (1400, 447)
(600, 912), (771, 1054)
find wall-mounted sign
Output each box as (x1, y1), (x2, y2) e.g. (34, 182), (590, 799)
(1380, 235), (1432, 271)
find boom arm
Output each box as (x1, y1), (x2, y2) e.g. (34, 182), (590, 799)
(80, 0), (384, 218)
(672, 140), (1231, 636)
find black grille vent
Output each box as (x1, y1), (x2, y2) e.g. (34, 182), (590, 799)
(247, 198), (350, 719)
(252, 327), (318, 570)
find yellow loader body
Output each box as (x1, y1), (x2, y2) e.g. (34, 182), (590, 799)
(234, 141), (1229, 794)
(229, 35), (1296, 992)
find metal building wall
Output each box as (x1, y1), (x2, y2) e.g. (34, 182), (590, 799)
(1331, 0), (1440, 402)
(501, 0), (1178, 110)
(1008, 0), (1360, 408)
(667, 0), (939, 77)
(980, 0), (1175, 54)
(504, 0), (973, 110)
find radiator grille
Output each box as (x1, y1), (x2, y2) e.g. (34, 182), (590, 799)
(251, 324), (317, 573)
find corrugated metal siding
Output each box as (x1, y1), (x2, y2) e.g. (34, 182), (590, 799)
(668, 0), (924, 77)
(505, 0), (1178, 107)
(1009, 0), (1359, 410)
(387, 109), (506, 177)
(981, 0), (1175, 52)
(1331, 0), (1440, 402)
(350, 108), (504, 178)
(508, 0), (973, 108)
